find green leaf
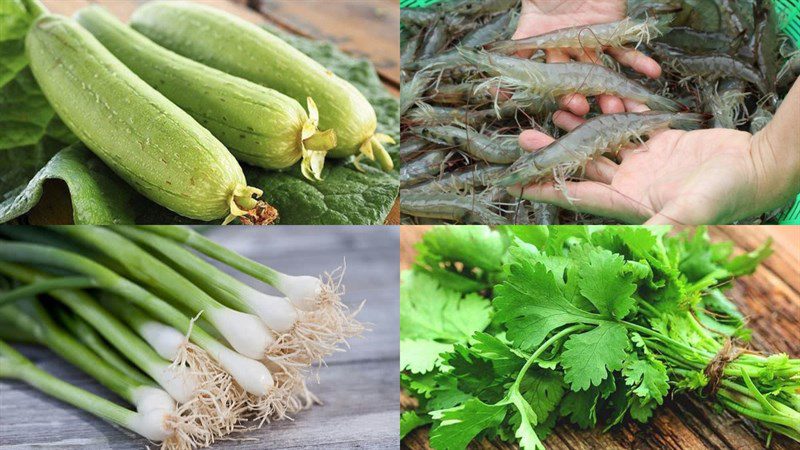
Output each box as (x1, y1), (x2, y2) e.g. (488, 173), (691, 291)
(400, 411), (432, 439)
(518, 368), (565, 428)
(725, 240), (772, 276)
(509, 389), (545, 450)
(629, 396), (659, 422)
(494, 260), (596, 351)
(400, 271), (492, 343)
(622, 356), (670, 404)
(0, 145), (140, 224)
(561, 323), (629, 391)
(504, 225), (549, 249)
(0, 0), (34, 88)
(429, 398), (507, 450)
(247, 163), (398, 225)
(415, 226), (508, 292)
(0, 69), (55, 150)
(575, 246), (638, 319)
(469, 332), (525, 375)
(559, 388), (598, 429)
(401, 339), (452, 374)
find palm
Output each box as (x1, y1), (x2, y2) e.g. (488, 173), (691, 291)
(595, 129), (756, 224)
(520, 0), (625, 35)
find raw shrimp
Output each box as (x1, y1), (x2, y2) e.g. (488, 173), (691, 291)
(400, 70), (433, 114)
(424, 0), (520, 19)
(703, 80), (747, 129)
(419, 19), (450, 60)
(415, 125), (523, 164)
(486, 17), (666, 54)
(410, 11), (517, 71)
(400, 138), (428, 160)
(400, 151), (446, 188)
(657, 27), (739, 55)
(460, 11), (517, 48)
(415, 163), (507, 193)
(494, 111), (705, 187)
(461, 49), (682, 111)
(652, 44), (768, 94)
(406, 104), (501, 127)
(401, 32), (421, 70)
(400, 190), (510, 225)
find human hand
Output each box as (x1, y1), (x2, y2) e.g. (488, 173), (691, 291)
(507, 124), (768, 225)
(513, 0), (662, 117)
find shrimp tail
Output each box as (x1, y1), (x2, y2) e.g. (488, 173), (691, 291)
(644, 95), (683, 112)
(668, 113), (707, 130)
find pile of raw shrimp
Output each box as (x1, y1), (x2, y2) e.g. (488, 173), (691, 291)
(399, 0), (799, 225)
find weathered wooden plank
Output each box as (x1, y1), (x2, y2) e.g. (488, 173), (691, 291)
(250, 0), (400, 88)
(400, 225), (800, 450)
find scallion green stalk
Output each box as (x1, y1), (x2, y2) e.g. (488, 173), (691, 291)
(0, 340), (173, 443)
(117, 226), (362, 364)
(54, 226), (277, 362)
(0, 246), (275, 398)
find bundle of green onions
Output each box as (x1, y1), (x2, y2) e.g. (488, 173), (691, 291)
(0, 226), (364, 449)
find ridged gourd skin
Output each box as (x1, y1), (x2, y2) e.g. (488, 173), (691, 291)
(75, 6), (328, 177)
(130, 1), (379, 160)
(25, 14), (253, 221)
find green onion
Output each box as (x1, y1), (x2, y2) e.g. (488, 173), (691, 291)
(118, 226), (362, 365)
(53, 226), (278, 363)
(0, 339), (176, 443)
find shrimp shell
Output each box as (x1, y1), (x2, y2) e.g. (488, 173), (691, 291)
(461, 49), (681, 111)
(415, 125), (523, 164)
(415, 163), (507, 193)
(400, 150), (446, 188)
(400, 190), (510, 225)
(486, 17), (665, 54)
(494, 111), (705, 187)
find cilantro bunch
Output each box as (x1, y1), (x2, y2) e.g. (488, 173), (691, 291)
(400, 225), (800, 449)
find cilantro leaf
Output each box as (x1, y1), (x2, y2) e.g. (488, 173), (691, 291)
(400, 270), (492, 343)
(560, 323), (629, 391)
(414, 226), (508, 292)
(575, 246), (638, 319)
(622, 356), (669, 405)
(401, 339), (453, 374)
(400, 411), (432, 439)
(429, 398), (507, 450)
(509, 389), (546, 450)
(559, 388), (598, 428)
(494, 260), (597, 351)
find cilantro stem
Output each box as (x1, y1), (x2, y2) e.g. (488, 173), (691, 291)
(508, 324), (590, 397)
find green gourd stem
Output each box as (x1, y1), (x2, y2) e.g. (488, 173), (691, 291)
(54, 308), (152, 386)
(0, 262), (174, 381)
(0, 340), (138, 430)
(0, 277), (98, 307)
(75, 5), (333, 181)
(114, 227), (258, 315)
(145, 226), (282, 287)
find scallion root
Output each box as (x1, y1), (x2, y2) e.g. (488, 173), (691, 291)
(171, 340), (247, 439)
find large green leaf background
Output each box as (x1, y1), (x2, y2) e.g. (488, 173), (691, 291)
(0, 6), (399, 225)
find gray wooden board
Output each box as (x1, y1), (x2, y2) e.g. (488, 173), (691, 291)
(0, 226), (400, 449)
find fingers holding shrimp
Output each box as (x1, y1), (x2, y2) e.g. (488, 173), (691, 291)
(507, 181), (646, 223)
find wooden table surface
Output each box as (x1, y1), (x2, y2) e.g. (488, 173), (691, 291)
(0, 226), (400, 449)
(400, 225), (800, 450)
